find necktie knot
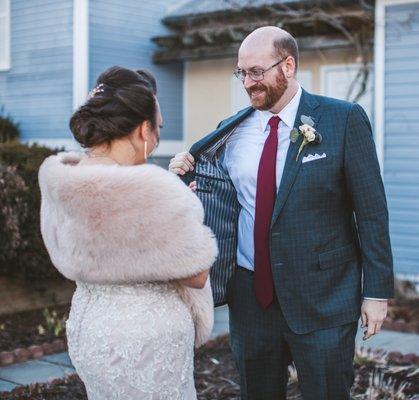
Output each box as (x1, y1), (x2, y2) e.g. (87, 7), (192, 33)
(268, 116), (280, 130)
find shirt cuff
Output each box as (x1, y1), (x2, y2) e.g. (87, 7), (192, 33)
(363, 297), (388, 301)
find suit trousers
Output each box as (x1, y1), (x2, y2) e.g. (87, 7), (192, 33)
(227, 267), (358, 400)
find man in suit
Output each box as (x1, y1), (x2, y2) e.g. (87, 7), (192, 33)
(169, 26), (393, 399)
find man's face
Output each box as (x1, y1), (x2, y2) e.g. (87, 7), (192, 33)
(238, 49), (288, 111)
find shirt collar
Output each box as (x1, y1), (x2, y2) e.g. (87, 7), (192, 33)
(257, 84), (302, 132)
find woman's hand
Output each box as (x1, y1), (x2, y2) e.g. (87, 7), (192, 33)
(178, 269), (209, 289)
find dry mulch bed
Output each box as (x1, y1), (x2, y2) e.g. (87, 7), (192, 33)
(0, 306), (69, 352)
(1, 335), (418, 400)
(383, 298), (419, 334)
(0, 306), (69, 366)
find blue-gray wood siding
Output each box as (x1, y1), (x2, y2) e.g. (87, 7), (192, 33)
(0, 0), (73, 141)
(89, 0), (183, 141)
(384, 2), (419, 277)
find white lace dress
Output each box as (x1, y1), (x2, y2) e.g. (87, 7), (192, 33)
(66, 282), (197, 400)
(39, 154), (218, 400)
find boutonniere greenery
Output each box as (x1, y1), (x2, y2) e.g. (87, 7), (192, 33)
(290, 115), (323, 161)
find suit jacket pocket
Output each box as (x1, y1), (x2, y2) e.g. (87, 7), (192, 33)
(301, 155), (333, 170)
(318, 242), (359, 270)
(195, 172), (226, 194)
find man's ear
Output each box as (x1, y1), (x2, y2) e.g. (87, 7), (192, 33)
(285, 57), (296, 78)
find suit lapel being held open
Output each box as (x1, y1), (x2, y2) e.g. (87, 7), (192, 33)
(271, 90), (321, 227)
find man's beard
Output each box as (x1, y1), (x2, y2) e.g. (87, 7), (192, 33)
(246, 69), (288, 111)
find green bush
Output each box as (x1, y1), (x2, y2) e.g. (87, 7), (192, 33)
(0, 141), (64, 281)
(0, 107), (20, 143)
(0, 166), (28, 262)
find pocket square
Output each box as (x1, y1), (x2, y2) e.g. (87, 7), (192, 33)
(302, 153), (327, 164)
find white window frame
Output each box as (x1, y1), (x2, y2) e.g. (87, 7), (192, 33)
(320, 64), (372, 102)
(0, 0), (11, 71)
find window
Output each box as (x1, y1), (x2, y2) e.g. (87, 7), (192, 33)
(0, 0), (10, 70)
(320, 64), (372, 119)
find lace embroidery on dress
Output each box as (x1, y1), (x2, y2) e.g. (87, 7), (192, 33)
(66, 282), (197, 400)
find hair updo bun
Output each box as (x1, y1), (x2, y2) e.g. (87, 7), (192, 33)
(69, 66), (157, 148)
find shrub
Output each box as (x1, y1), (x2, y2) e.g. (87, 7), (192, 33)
(0, 107), (20, 143)
(0, 141), (63, 281)
(0, 166), (28, 262)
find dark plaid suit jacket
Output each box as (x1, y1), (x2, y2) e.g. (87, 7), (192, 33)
(184, 89), (394, 334)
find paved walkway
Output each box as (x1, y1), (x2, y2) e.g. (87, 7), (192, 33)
(0, 352), (74, 392)
(1, 306), (418, 393)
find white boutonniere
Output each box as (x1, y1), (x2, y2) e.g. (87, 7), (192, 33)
(290, 115), (323, 161)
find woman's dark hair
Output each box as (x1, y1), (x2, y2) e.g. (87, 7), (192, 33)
(70, 66), (158, 148)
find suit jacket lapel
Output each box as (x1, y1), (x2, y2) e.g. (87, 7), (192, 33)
(271, 90), (321, 227)
(189, 106), (254, 157)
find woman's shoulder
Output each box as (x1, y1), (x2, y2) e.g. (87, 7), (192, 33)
(39, 151), (203, 220)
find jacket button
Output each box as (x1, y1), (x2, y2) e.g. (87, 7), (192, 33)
(205, 179), (213, 187)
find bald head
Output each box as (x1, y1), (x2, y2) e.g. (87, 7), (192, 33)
(239, 26), (299, 73)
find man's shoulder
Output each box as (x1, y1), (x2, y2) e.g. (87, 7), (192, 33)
(309, 92), (354, 112)
(305, 91), (360, 126)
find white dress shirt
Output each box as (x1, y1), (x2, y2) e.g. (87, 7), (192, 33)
(221, 85), (302, 271)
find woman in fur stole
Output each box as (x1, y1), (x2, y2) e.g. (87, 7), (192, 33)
(38, 67), (218, 400)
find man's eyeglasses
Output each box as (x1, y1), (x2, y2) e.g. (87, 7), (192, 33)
(233, 56), (288, 82)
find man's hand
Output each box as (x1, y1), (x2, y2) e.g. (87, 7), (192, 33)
(169, 152), (195, 176)
(189, 181), (197, 192)
(361, 299), (388, 340)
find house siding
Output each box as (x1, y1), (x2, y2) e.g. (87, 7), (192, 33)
(384, 2), (419, 277)
(89, 0), (183, 142)
(0, 0), (73, 141)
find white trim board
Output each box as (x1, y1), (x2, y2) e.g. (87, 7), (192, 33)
(374, 0), (386, 174)
(73, 0), (89, 111)
(382, 0), (419, 4)
(0, 0), (11, 71)
(22, 138), (185, 157)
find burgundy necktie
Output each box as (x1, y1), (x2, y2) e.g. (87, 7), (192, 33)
(253, 116), (280, 309)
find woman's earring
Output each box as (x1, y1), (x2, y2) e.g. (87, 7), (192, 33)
(144, 141), (148, 161)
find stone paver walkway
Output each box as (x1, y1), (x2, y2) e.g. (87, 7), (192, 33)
(1, 306), (418, 393)
(0, 352), (75, 392)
